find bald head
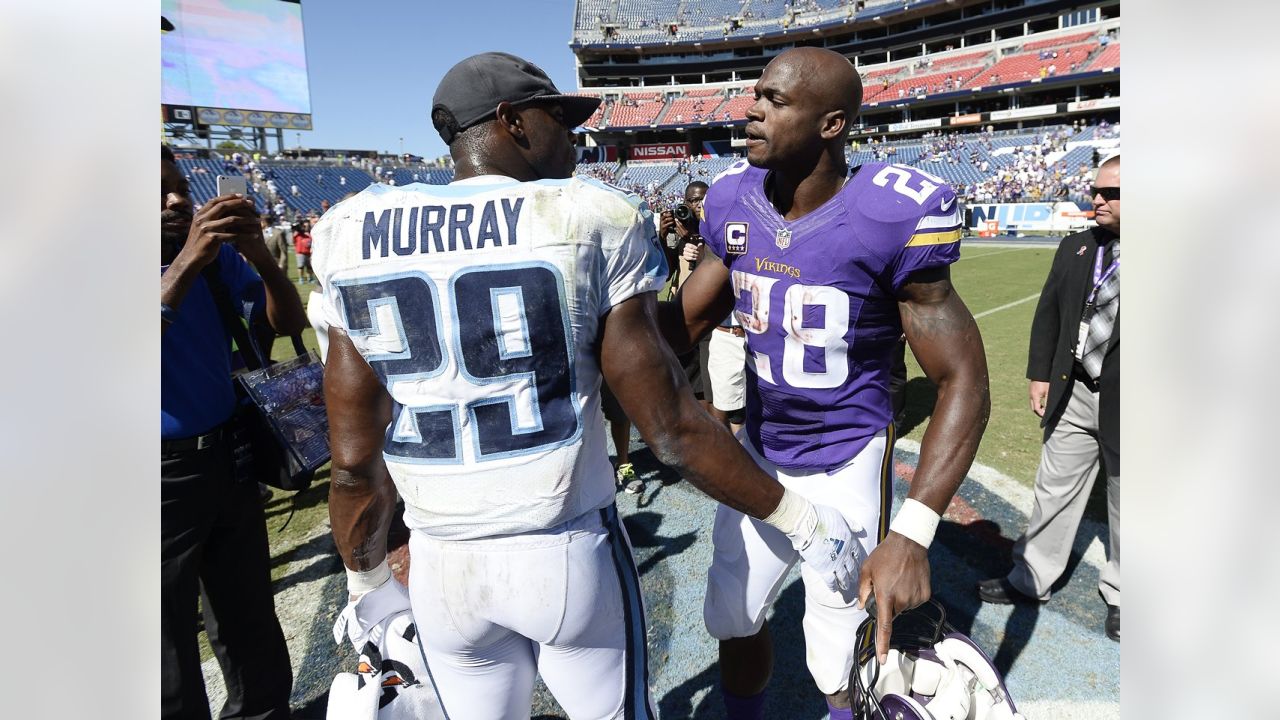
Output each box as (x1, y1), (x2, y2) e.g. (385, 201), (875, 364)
(769, 47), (862, 117)
(745, 47), (862, 173)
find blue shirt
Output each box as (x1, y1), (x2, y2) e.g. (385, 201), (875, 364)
(161, 245), (265, 439)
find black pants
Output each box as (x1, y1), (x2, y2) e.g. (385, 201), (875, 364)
(161, 432), (292, 719)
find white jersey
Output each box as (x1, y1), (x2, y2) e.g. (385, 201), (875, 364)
(312, 175), (666, 540)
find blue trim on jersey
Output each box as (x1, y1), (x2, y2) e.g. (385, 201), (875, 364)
(447, 260), (585, 463)
(382, 401), (464, 467)
(489, 286), (532, 361)
(333, 270), (462, 466)
(333, 270), (449, 385)
(602, 504), (656, 719)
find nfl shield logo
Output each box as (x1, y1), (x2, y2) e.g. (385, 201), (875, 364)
(775, 227), (792, 250)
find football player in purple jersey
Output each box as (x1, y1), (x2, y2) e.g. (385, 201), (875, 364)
(660, 47), (990, 719)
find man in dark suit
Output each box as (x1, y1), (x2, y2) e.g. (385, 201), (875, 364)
(977, 155), (1120, 642)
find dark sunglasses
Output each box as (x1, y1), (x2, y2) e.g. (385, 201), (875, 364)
(1091, 186), (1120, 201)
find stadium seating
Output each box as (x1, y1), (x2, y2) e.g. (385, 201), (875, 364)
(176, 158), (268, 212)
(679, 0), (747, 25)
(385, 168), (454, 187)
(576, 23), (1118, 131)
(618, 161), (680, 189)
(661, 156), (741, 192)
(580, 93), (609, 129)
(575, 161), (623, 183)
(716, 89), (756, 123)
(965, 41), (1098, 87)
(1022, 31), (1095, 52)
(659, 90), (724, 126)
(864, 68), (983, 104)
(258, 165), (376, 214)
(1088, 43), (1119, 71)
(609, 92), (667, 128)
(860, 66), (901, 83)
(923, 50), (993, 73)
(574, 0), (936, 45)
(171, 120), (1118, 225)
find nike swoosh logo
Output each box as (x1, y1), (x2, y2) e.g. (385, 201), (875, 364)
(941, 196), (955, 212)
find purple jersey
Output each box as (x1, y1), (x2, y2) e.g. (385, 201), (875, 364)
(702, 160), (962, 470)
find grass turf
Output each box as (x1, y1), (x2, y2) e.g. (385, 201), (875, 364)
(898, 244), (1058, 486)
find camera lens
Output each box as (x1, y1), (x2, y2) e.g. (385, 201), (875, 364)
(673, 204), (693, 223)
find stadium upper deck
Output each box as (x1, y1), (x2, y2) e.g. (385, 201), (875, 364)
(571, 21), (1118, 131)
(569, 0), (1118, 157)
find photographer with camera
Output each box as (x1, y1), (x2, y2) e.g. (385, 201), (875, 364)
(659, 181), (709, 290)
(660, 181), (716, 417)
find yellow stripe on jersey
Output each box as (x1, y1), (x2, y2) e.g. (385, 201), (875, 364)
(907, 228), (962, 247)
(878, 422), (895, 542)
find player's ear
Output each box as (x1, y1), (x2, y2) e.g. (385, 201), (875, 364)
(494, 101), (524, 140)
(820, 109), (847, 141)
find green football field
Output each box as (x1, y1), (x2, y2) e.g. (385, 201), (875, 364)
(899, 243), (1056, 486)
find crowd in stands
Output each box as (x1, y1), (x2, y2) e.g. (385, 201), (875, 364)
(576, 0), (897, 44)
(848, 119), (1118, 206)
(572, 26), (1117, 132)
(174, 118), (1116, 227)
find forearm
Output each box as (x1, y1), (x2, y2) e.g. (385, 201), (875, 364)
(910, 366), (989, 513)
(329, 461), (397, 572)
(644, 394), (782, 519)
(604, 294), (781, 518)
(898, 269), (990, 515)
(656, 299), (698, 354)
(324, 328), (396, 572)
(250, 255), (307, 335)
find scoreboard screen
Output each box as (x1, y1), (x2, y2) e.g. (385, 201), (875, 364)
(162, 0), (311, 120)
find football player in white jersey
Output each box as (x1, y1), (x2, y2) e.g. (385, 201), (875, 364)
(314, 52), (867, 720)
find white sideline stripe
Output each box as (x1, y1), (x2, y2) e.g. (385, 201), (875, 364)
(957, 246), (1036, 262)
(973, 293), (1040, 319)
(895, 439), (1108, 573)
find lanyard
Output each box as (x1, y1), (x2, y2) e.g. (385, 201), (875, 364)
(1086, 245), (1119, 305)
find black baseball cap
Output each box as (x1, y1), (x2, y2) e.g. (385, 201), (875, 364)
(431, 52), (601, 145)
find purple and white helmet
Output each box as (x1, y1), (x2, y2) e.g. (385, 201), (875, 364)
(850, 599), (1025, 720)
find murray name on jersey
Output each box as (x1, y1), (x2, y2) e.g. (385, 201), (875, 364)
(360, 197), (525, 259)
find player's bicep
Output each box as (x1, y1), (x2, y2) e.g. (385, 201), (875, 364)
(324, 327), (392, 473)
(896, 267), (987, 383)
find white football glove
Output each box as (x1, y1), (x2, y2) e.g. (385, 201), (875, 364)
(334, 573), (412, 652)
(789, 501), (866, 594)
(328, 569), (444, 719)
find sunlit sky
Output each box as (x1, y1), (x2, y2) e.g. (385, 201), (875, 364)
(287, 0), (584, 160)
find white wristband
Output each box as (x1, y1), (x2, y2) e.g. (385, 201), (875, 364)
(762, 488), (818, 549)
(345, 560), (391, 596)
(889, 499), (941, 549)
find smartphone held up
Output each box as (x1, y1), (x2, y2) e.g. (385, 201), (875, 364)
(216, 174), (247, 197)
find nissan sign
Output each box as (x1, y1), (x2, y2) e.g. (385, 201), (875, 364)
(630, 143), (689, 161)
